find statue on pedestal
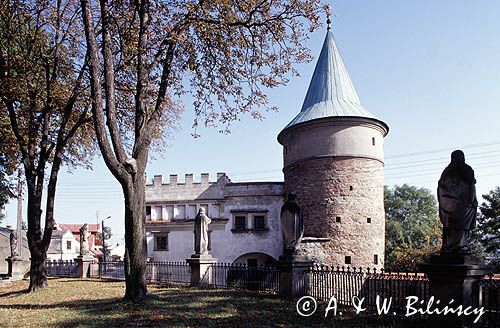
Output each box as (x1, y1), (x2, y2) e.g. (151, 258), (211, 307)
(9, 228), (19, 258)
(437, 150), (478, 254)
(79, 223), (90, 256)
(280, 193), (304, 255)
(194, 208), (211, 255)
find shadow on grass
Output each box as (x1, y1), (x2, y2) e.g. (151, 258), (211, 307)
(1, 279), (430, 328)
(0, 289), (28, 298)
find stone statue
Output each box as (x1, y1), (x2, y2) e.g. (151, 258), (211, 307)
(280, 193), (304, 254)
(9, 228), (19, 258)
(437, 150), (478, 254)
(79, 223), (90, 256)
(194, 208), (211, 255)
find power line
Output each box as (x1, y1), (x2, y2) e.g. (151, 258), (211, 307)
(385, 140), (500, 159)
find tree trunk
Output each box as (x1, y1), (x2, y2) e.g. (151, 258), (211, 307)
(122, 171), (148, 301)
(26, 187), (48, 292)
(28, 247), (48, 292)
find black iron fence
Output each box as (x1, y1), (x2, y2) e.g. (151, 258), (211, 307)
(207, 263), (280, 294)
(97, 261), (191, 285)
(306, 265), (430, 317)
(99, 261), (125, 280)
(147, 261), (191, 285)
(478, 274), (500, 328)
(46, 260), (79, 277)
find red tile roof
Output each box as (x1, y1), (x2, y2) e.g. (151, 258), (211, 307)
(58, 223), (101, 234)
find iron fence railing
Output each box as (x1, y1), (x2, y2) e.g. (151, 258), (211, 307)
(207, 263), (279, 294)
(306, 265), (430, 317)
(477, 274), (500, 328)
(147, 261), (191, 285)
(93, 261), (192, 285)
(99, 261), (125, 280)
(46, 260), (79, 277)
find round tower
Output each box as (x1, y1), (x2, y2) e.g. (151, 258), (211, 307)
(277, 29), (389, 268)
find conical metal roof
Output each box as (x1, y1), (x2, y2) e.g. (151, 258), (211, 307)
(282, 31), (380, 131)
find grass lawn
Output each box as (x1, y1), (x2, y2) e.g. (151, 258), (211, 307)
(0, 278), (426, 327)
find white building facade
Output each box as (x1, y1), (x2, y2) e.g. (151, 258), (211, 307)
(145, 173), (284, 266)
(47, 230), (80, 261)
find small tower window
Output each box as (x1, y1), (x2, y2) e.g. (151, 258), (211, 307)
(367, 217), (372, 223)
(336, 216), (341, 223)
(349, 186), (353, 191)
(374, 254), (379, 265)
(372, 137), (376, 146)
(345, 256), (352, 265)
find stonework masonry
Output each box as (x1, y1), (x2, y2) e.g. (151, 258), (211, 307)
(284, 156), (385, 268)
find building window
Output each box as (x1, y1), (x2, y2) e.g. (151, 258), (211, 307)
(253, 215), (266, 230)
(234, 215), (247, 230)
(154, 234), (168, 251)
(188, 205), (197, 219)
(372, 137), (376, 146)
(207, 231), (212, 251)
(374, 254), (379, 265)
(349, 185), (353, 191)
(209, 204), (220, 218)
(165, 205), (174, 220)
(146, 206), (151, 220)
(345, 256), (352, 265)
(154, 206), (163, 220)
(336, 216), (341, 223)
(176, 205), (186, 220)
(66, 241), (71, 250)
(367, 217), (372, 223)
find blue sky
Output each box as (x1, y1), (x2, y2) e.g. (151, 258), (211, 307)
(3, 1), (500, 244)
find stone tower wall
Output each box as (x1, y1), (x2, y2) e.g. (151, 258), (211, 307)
(283, 156), (385, 268)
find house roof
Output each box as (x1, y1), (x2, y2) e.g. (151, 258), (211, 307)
(51, 230), (70, 238)
(57, 223), (101, 234)
(281, 30), (386, 133)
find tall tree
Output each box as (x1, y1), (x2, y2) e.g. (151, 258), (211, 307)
(384, 184), (441, 271)
(0, 1), (93, 291)
(80, 0), (323, 300)
(0, 152), (14, 216)
(473, 187), (500, 270)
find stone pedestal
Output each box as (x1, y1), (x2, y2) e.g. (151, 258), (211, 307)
(421, 254), (491, 326)
(276, 255), (314, 298)
(6, 257), (30, 280)
(75, 255), (94, 278)
(186, 254), (217, 286)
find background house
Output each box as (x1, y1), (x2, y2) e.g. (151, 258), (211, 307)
(49, 222), (103, 260)
(46, 230), (79, 261)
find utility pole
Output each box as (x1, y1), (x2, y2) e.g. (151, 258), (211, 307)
(16, 169), (23, 258)
(102, 215), (111, 263)
(102, 219), (106, 263)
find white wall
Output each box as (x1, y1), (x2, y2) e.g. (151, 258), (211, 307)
(280, 118), (387, 167)
(145, 181), (284, 264)
(47, 232), (79, 261)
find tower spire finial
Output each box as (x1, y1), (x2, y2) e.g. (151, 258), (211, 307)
(326, 7), (331, 31)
